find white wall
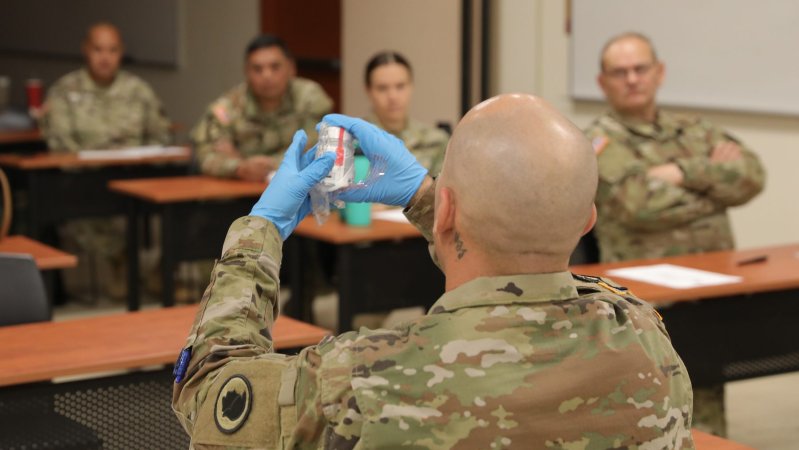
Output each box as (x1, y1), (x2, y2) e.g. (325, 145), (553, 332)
(0, 0), (259, 141)
(342, 0), (461, 128)
(491, 0), (799, 250)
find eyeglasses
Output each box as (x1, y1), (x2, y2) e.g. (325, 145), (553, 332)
(603, 63), (655, 80)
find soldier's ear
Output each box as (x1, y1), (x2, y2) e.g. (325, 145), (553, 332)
(433, 186), (455, 237)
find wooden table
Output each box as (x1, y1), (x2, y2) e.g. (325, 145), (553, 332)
(0, 307), (329, 448)
(0, 150), (191, 245)
(294, 213), (425, 243)
(572, 244), (799, 305)
(0, 129), (42, 145)
(0, 305), (329, 388)
(289, 214), (444, 331)
(109, 176), (267, 310)
(0, 234), (77, 270)
(0, 128), (45, 155)
(692, 430), (755, 450)
(571, 244), (799, 386)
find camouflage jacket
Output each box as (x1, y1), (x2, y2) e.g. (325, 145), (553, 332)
(172, 183), (695, 449)
(585, 110), (765, 262)
(366, 114), (449, 176)
(39, 69), (170, 152)
(191, 79), (332, 178)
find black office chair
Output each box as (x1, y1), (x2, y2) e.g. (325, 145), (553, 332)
(0, 253), (51, 326)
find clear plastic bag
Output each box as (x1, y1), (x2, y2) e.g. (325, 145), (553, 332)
(310, 122), (387, 224)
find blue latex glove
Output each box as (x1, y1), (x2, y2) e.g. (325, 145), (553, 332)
(250, 130), (335, 240)
(321, 114), (428, 207)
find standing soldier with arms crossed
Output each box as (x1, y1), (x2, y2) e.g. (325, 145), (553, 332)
(586, 32), (765, 437)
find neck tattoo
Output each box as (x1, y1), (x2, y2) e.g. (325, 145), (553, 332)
(454, 231), (468, 260)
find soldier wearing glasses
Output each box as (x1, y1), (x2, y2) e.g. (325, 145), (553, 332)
(585, 32), (765, 437)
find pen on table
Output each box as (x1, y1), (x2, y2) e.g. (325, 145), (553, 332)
(737, 255), (768, 266)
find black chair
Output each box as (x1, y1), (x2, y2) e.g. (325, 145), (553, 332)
(0, 253), (50, 326)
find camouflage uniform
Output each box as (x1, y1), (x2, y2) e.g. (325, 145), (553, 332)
(585, 110), (765, 438)
(172, 182), (695, 449)
(40, 68), (170, 152)
(585, 110), (765, 263)
(39, 68), (170, 300)
(366, 114), (449, 176)
(191, 79), (332, 178)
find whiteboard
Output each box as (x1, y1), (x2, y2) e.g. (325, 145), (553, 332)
(0, 0), (180, 67)
(571, 0), (799, 116)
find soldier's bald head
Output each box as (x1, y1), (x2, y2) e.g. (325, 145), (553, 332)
(438, 94), (597, 261)
(84, 22), (123, 46)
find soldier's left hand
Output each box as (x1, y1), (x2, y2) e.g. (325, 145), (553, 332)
(250, 130), (335, 240)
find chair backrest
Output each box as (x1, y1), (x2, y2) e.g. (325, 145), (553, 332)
(0, 253), (50, 326)
(569, 230), (600, 266)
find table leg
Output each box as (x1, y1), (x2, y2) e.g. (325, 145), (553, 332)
(126, 199), (141, 311)
(161, 205), (176, 307)
(42, 270), (56, 317)
(26, 171), (42, 241)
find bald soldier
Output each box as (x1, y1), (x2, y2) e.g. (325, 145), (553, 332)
(191, 35), (332, 181)
(40, 22), (170, 151)
(172, 94), (694, 448)
(585, 32), (765, 437)
(39, 22), (170, 300)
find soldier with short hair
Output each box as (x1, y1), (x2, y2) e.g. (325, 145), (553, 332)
(191, 34), (333, 181)
(586, 32), (765, 263)
(38, 22), (171, 301)
(586, 32), (765, 437)
(172, 94), (695, 449)
(364, 51), (449, 176)
(40, 22), (170, 152)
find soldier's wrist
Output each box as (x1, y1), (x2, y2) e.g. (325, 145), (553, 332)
(406, 176), (435, 211)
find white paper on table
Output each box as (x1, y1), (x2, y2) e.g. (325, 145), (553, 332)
(78, 146), (186, 160)
(606, 263), (742, 289)
(371, 208), (409, 224)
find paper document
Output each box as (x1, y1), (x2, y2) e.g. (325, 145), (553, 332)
(606, 263), (742, 289)
(372, 208), (409, 224)
(78, 146), (187, 160)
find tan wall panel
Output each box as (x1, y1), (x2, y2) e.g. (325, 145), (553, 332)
(342, 0), (461, 128)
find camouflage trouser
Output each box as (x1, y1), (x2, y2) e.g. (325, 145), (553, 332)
(692, 384), (726, 437)
(59, 217), (127, 301)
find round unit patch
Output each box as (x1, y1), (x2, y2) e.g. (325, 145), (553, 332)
(214, 374), (253, 434)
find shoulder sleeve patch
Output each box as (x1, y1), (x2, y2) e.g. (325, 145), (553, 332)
(215, 374), (253, 434)
(213, 104), (231, 125)
(592, 136), (610, 155)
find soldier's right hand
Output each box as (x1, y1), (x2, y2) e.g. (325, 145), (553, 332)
(321, 114), (428, 207)
(710, 141), (743, 163)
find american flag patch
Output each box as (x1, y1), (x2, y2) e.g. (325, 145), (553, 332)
(213, 104), (230, 125)
(592, 136), (610, 155)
